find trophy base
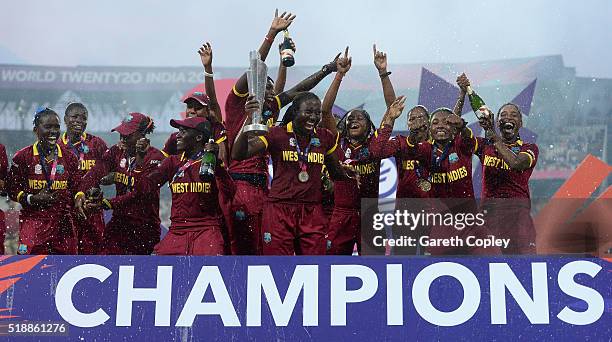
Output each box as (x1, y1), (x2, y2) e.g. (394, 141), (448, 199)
(244, 123), (268, 135)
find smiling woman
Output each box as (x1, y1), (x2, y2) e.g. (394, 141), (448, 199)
(6, 107), (81, 254)
(232, 92), (356, 255)
(59, 102), (109, 254)
(75, 112), (165, 255)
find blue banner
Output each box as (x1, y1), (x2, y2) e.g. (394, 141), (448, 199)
(0, 256), (609, 340)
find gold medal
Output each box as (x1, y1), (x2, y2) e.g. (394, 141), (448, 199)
(418, 179), (431, 192)
(298, 170), (310, 183)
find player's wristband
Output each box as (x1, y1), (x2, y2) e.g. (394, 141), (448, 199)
(203, 70), (214, 78)
(379, 71), (392, 78)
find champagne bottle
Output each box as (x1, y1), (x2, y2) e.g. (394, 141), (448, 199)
(280, 30), (295, 67)
(199, 139), (217, 182)
(466, 85), (488, 119)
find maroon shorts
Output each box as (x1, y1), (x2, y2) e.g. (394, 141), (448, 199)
(483, 202), (536, 255)
(18, 215), (77, 255)
(327, 207), (360, 255)
(154, 225), (225, 255)
(230, 180), (267, 255)
(101, 218), (160, 255)
(262, 202), (327, 255)
(74, 212), (105, 255)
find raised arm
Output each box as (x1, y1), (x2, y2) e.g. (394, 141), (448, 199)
(370, 97), (407, 159)
(231, 97), (268, 161)
(321, 47), (352, 135)
(274, 38), (295, 94)
(278, 53), (340, 108)
(454, 73), (469, 117)
(135, 157), (174, 195)
(198, 42), (222, 123)
(379, 96), (407, 130)
(373, 44), (396, 108)
(234, 9), (296, 95)
(447, 112), (472, 140)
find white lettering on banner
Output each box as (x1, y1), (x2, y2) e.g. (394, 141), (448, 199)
(0, 67), (207, 85)
(490, 263), (550, 324)
(556, 261), (604, 325)
(386, 264), (403, 326)
(143, 71), (204, 84)
(1, 69), (57, 82)
(52, 261), (605, 328)
(116, 266), (173, 326)
(412, 262), (481, 326)
(330, 265), (379, 326)
(246, 265), (318, 327)
(55, 264), (112, 327)
(60, 71), (143, 84)
(176, 266), (240, 327)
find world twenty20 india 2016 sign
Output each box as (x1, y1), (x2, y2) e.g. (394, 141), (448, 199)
(0, 256), (609, 340)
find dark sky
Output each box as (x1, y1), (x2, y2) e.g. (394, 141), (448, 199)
(1, 0), (611, 77)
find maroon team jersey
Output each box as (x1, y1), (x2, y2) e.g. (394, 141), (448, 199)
(161, 121), (227, 157)
(225, 85), (282, 175)
(136, 152), (235, 229)
(79, 145), (164, 226)
(370, 126), (430, 198)
(333, 133), (384, 209)
(7, 143), (80, 220)
(406, 128), (479, 198)
(476, 138), (538, 199)
(59, 132), (108, 178)
(259, 122), (338, 203)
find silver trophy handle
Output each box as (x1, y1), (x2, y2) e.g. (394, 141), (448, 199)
(244, 50), (269, 135)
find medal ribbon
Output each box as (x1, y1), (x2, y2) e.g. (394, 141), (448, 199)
(172, 151), (204, 183)
(66, 134), (87, 162)
(341, 138), (369, 163)
(293, 133), (314, 173)
(125, 155), (137, 191)
(430, 142), (452, 173)
(415, 162), (428, 181)
(39, 148), (58, 190)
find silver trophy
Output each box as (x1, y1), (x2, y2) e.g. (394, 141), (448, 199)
(244, 50), (269, 135)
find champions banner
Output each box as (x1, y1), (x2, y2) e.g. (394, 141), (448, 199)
(0, 256), (609, 340)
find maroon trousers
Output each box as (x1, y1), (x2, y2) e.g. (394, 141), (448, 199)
(262, 201), (327, 255)
(74, 212), (105, 255)
(100, 218), (159, 255)
(230, 180), (267, 255)
(154, 224), (225, 256)
(18, 214), (77, 255)
(482, 201), (536, 255)
(326, 207), (360, 255)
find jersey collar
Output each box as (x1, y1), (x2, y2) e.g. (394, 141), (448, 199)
(33, 141), (63, 157)
(287, 121), (317, 134)
(61, 132), (87, 145)
(505, 139), (523, 146)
